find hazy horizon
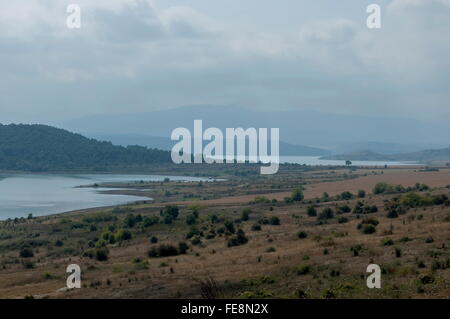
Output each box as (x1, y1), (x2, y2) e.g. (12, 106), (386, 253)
(1, 0), (449, 129)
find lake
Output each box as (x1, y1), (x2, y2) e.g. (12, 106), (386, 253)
(0, 156), (415, 220)
(0, 174), (209, 220)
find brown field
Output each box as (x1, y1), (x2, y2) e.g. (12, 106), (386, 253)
(1, 166), (450, 299)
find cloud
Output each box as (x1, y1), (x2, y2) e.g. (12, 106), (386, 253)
(0, 0), (449, 123)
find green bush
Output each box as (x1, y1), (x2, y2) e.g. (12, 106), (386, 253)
(307, 206), (317, 217)
(295, 265), (310, 275)
(339, 191), (353, 200)
(143, 216), (159, 227)
(269, 216), (280, 225)
(337, 205), (351, 214)
(291, 188), (304, 202)
(186, 214), (197, 225)
(338, 217), (349, 224)
(115, 229), (132, 242)
(160, 206), (179, 224)
(224, 220), (236, 234)
(148, 242), (189, 258)
(95, 247), (109, 261)
(251, 224), (262, 231)
(297, 231), (308, 239)
(362, 224), (376, 234)
(150, 236), (158, 244)
(19, 248), (34, 258)
(241, 209), (251, 221)
(227, 229), (248, 247)
(318, 208), (334, 220)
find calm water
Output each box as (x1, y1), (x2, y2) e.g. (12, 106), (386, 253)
(0, 174), (209, 220)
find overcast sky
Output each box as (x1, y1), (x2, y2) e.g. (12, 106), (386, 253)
(0, 0), (449, 124)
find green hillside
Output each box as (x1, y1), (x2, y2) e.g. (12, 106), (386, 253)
(0, 124), (171, 172)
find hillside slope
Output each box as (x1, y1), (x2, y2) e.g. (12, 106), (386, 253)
(0, 124), (171, 171)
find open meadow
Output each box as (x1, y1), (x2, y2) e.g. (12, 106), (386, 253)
(1, 164), (450, 299)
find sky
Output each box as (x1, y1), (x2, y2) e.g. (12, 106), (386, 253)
(0, 0), (449, 125)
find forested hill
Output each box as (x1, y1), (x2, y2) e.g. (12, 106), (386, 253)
(0, 124), (171, 172)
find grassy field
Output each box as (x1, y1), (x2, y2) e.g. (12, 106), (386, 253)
(1, 164), (450, 299)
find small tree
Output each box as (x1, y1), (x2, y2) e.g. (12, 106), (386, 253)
(307, 206), (317, 217)
(291, 188), (304, 202)
(318, 208), (334, 220)
(241, 209), (251, 221)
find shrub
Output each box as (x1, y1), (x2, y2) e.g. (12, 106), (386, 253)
(227, 229), (248, 247)
(19, 248), (34, 258)
(178, 242), (189, 254)
(100, 231), (116, 244)
(291, 188), (304, 202)
(307, 206), (317, 217)
(318, 208), (334, 220)
(338, 217), (349, 224)
(339, 191), (353, 200)
(399, 193), (430, 208)
(150, 236), (158, 244)
(160, 206), (179, 224)
(187, 225), (204, 238)
(115, 229), (132, 242)
(350, 245), (363, 256)
(186, 214), (197, 225)
(269, 216), (281, 225)
(358, 218), (378, 234)
(254, 196), (271, 204)
(382, 238), (394, 246)
(251, 224), (262, 231)
(224, 220), (236, 234)
(241, 209), (251, 221)
(95, 247), (109, 261)
(337, 205), (351, 214)
(143, 216), (159, 227)
(124, 214), (138, 228)
(386, 210), (399, 219)
(362, 224), (376, 234)
(296, 265), (310, 275)
(190, 235), (202, 246)
(148, 243), (188, 258)
(373, 182), (405, 194)
(55, 240), (64, 247)
(297, 231), (308, 239)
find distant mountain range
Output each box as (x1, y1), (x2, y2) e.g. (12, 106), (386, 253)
(0, 124), (170, 172)
(322, 147), (450, 163)
(59, 105), (450, 150)
(90, 133), (330, 157)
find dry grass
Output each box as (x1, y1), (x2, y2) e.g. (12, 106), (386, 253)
(1, 167), (450, 299)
